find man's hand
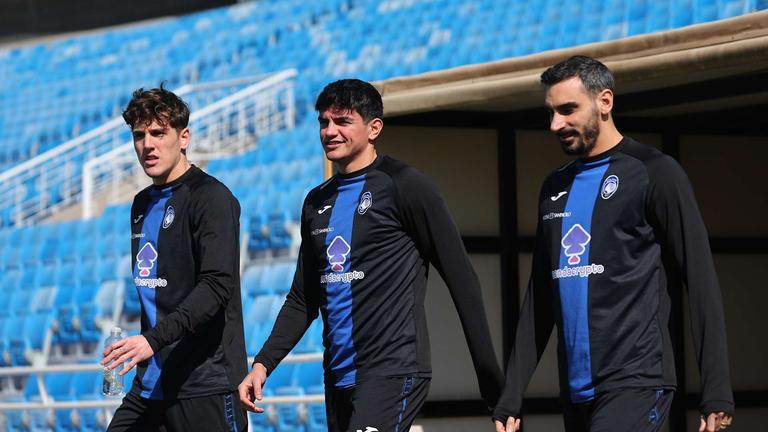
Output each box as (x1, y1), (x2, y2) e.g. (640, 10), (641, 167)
(494, 417), (520, 432)
(699, 412), (732, 431)
(238, 363), (268, 413)
(100, 335), (154, 376)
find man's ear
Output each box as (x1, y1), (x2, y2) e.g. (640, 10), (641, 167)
(179, 127), (190, 151)
(367, 118), (383, 142)
(597, 89), (614, 116)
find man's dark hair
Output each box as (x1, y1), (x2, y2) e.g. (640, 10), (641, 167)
(315, 79), (383, 122)
(540, 55), (615, 95)
(122, 83), (190, 130)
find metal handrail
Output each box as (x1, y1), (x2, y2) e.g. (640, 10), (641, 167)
(0, 352), (323, 410)
(0, 69), (296, 225)
(81, 69), (296, 218)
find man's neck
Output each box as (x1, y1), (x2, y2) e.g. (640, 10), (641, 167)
(585, 125), (623, 159)
(153, 158), (191, 186)
(337, 148), (378, 174)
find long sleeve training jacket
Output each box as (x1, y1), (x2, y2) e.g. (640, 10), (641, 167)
(494, 138), (733, 420)
(254, 155), (504, 408)
(130, 165), (247, 400)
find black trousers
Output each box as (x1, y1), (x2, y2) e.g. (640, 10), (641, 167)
(325, 376), (430, 432)
(107, 390), (247, 432)
(562, 387), (674, 432)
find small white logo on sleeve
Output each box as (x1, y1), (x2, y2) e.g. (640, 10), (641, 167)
(318, 205), (332, 214)
(601, 175), (619, 199)
(133, 214), (144, 224)
(550, 191), (567, 201)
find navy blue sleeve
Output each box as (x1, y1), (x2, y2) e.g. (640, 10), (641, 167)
(253, 203), (320, 375)
(493, 185), (556, 422)
(646, 155), (734, 416)
(392, 166), (505, 410)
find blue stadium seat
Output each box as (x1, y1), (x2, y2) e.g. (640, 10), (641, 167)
(267, 210), (293, 250)
(26, 373), (59, 432)
(242, 264), (267, 297)
(248, 213), (271, 252)
(694, 0), (719, 22)
(646, 1), (672, 32)
(275, 386), (306, 432)
(246, 322), (272, 357)
(261, 263), (295, 295)
(246, 293), (282, 324)
(71, 372), (104, 432)
(719, 0), (755, 17)
(9, 312), (54, 366)
(248, 411), (276, 432)
(45, 373), (76, 432)
(295, 362), (326, 431)
(33, 263), (58, 290)
(671, 0), (694, 27)
(0, 391), (26, 431)
(265, 363), (297, 392)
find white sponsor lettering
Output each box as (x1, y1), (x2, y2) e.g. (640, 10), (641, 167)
(552, 263), (605, 279)
(542, 211), (571, 221)
(320, 271), (365, 284)
(311, 227), (334, 236)
(134, 277), (168, 288)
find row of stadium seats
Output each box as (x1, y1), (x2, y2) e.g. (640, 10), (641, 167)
(1, 0), (764, 171)
(1, 369), (136, 432)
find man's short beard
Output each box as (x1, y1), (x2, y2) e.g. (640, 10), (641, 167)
(561, 108), (600, 156)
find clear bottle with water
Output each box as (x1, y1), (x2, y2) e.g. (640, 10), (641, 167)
(102, 327), (125, 397)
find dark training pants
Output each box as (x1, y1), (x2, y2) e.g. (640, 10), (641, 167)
(325, 376), (431, 432)
(562, 387), (674, 432)
(107, 390), (247, 432)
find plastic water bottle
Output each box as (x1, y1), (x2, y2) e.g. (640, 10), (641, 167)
(102, 327), (125, 397)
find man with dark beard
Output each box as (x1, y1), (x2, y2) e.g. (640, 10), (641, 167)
(492, 56), (734, 432)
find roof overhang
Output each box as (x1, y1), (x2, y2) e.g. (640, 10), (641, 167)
(377, 11), (768, 117)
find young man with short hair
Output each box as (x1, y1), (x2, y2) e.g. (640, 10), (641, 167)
(102, 85), (248, 431)
(239, 79), (504, 431)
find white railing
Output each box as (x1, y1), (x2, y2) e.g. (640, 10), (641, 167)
(0, 352), (323, 411)
(0, 69), (297, 225)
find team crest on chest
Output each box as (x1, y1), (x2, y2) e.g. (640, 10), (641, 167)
(601, 175), (619, 199)
(162, 206), (175, 229)
(358, 191), (373, 215)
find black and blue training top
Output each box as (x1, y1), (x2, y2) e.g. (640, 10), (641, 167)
(494, 137), (733, 420)
(253, 155), (504, 408)
(130, 165), (247, 400)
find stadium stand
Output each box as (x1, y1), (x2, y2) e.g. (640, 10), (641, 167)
(0, 0), (765, 430)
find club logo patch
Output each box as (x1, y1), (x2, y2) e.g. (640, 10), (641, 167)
(162, 206), (175, 229)
(601, 175), (619, 199)
(358, 191), (373, 215)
